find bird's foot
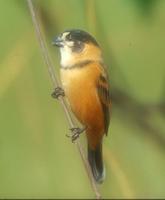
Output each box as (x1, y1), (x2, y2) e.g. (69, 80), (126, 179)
(66, 126), (87, 142)
(51, 87), (65, 99)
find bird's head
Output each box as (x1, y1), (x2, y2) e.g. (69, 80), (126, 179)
(52, 29), (102, 68)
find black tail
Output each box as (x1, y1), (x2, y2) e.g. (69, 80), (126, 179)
(88, 143), (105, 184)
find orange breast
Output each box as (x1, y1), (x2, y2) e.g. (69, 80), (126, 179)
(60, 64), (104, 149)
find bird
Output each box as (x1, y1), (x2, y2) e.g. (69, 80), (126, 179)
(52, 29), (111, 183)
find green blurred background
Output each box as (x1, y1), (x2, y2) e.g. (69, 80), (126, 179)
(0, 0), (165, 198)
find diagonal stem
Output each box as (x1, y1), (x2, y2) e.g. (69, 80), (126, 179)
(26, 0), (101, 199)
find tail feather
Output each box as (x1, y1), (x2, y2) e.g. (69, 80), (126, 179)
(88, 143), (105, 184)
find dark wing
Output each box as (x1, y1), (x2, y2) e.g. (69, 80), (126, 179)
(97, 66), (111, 135)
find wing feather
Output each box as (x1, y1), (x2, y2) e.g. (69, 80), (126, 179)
(97, 66), (111, 135)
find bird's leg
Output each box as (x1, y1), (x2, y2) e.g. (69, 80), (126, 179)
(66, 126), (87, 142)
(51, 86), (65, 99)
(51, 87), (86, 142)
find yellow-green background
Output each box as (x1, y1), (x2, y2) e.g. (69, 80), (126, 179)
(0, 0), (165, 198)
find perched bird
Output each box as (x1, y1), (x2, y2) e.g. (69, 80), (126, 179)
(53, 29), (111, 183)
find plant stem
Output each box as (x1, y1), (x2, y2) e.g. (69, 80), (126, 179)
(26, 0), (101, 199)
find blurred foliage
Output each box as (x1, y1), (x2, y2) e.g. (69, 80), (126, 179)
(133, 0), (156, 15)
(0, 0), (165, 199)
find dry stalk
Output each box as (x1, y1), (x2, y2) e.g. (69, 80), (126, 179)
(26, 0), (101, 199)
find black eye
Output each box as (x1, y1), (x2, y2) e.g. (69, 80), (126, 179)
(72, 41), (84, 53)
(67, 34), (72, 41)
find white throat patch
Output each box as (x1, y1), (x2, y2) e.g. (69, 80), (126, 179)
(59, 32), (75, 68)
(60, 45), (74, 68)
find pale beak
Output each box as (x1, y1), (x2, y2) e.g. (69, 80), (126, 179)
(52, 36), (64, 47)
